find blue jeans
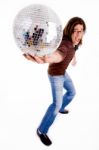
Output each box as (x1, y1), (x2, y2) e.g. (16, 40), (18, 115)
(38, 72), (76, 134)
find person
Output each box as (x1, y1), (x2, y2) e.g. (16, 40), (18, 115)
(23, 17), (86, 146)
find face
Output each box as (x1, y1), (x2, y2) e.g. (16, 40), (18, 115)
(71, 24), (84, 46)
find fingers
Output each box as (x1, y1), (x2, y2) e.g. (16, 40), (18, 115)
(23, 53), (36, 62)
(34, 56), (44, 64)
(23, 53), (45, 64)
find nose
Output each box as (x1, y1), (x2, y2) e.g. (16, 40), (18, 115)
(76, 32), (82, 39)
(77, 31), (83, 36)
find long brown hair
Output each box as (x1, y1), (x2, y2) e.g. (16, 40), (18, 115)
(63, 17), (86, 45)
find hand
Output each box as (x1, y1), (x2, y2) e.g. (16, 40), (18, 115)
(71, 54), (77, 66)
(71, 60), (77, 66)
(23, 53), (35, 61)
(23, 53), (45, 64)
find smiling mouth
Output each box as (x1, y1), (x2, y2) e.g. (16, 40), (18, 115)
(76, 39), (80, 42)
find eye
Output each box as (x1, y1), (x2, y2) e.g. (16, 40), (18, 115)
(73, 30), (83, 34)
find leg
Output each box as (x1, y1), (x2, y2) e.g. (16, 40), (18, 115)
(38, 75), (64, 134)
(60, 72), (76, 112)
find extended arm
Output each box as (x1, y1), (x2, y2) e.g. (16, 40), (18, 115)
(23, 50), (65, 64)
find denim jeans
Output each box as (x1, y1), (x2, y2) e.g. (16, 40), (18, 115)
(38, 72), (76, 134)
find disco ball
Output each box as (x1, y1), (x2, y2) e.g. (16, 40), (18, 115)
(13, 4), (63, 56)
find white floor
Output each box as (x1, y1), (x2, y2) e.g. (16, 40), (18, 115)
(0, 0), (99, 149)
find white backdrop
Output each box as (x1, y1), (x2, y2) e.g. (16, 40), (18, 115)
(0, 0), (99, 150)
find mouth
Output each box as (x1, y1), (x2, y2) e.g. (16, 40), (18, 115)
(75, 39), (80, 44)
